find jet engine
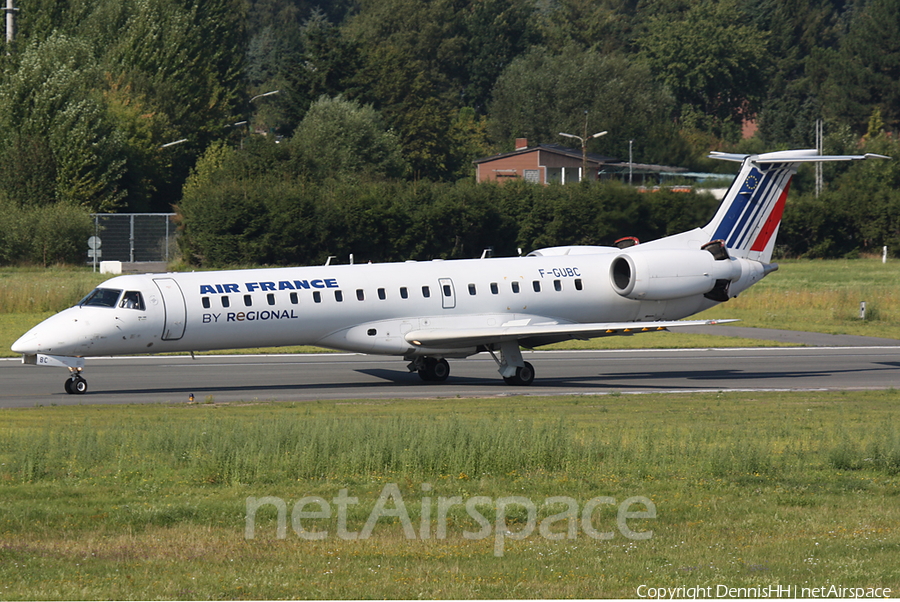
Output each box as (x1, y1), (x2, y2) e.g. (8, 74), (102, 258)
(610, 249), (742, 301)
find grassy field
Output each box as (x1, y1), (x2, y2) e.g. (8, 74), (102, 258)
(0, 391), (898, 598)
(694, 258), (900, 338)
(3, 258), (900, 357)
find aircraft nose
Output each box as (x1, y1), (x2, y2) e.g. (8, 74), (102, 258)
(11, 308), (85, 355)
(11, 329), (38, 354)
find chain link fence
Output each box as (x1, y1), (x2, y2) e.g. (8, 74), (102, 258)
(90, 213), (177, 264)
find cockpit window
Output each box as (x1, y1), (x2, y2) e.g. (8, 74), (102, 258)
(120, 291), (145, 311)
(79, 288), (122, 308)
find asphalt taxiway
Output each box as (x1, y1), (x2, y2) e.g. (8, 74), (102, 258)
(1, 327), (899, 407)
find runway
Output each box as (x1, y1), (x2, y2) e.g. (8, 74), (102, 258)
(2, 344), (899, 407)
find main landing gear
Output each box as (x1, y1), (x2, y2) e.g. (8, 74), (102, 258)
(408, 341), (537, 386)
(488, 340), (535, 386)
(410, 357), (450, 382)
(502, 361), (535, 386)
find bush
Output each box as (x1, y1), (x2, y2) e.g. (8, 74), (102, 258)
(175, 137), (721, 267)
(0, 196), (93, 266)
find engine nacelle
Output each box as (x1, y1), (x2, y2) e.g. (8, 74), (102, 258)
(610, 250), (742, 301)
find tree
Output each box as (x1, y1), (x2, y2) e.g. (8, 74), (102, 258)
(345, 0), (475, 178)
(103, 0), (247, 140)
(745, 0), (846, 147)
(0, 33), (127, 211)
(459, 0), (538, 112)
(639, 0), (770, 139)
(272, 9), (363, 134)
(290, 95), (408, 180)
(816, 0), (900, 133)
(533, 0), (643, 54)
(488, 46), (680, 165)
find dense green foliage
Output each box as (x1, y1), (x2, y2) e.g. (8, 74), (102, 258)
(178, 138), (718, 266)
(0, 196), (93, 265)
(2, 0), (900, 264)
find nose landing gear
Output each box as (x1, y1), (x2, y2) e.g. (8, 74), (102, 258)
(20, 354), (89, 395)
(64, 368), (88, 394)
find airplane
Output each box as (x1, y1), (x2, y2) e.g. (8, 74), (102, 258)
(11, 149), (888, 394)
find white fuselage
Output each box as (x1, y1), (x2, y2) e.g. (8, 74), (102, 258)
(14, 238), (752, 360)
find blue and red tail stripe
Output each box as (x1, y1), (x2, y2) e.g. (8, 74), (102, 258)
(711, 167), (790, 249)
(705, 149), (888, 263)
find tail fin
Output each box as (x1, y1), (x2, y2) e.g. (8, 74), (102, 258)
(703, 149), (888, 263)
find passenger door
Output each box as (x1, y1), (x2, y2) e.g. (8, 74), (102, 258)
(153, 278), (187, 340)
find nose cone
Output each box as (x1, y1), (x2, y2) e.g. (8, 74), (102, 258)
(11, 328), (38, 354)
(11, 308), (86, 356)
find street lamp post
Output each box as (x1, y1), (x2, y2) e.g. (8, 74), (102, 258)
(629, 139), (634, 185)
(159, 138), (188, 150)
(240, 90), (280, 148)
(224, 121), (249, 149)
(250, 90), (279, 103)
(559, 113), (607, 182)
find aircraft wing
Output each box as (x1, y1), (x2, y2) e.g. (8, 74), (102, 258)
(404, 318), (739, 349)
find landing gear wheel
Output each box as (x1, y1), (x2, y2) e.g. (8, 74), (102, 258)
(65, 376), (88, 395)
(504, 362), (535, 386)
(418, 357), (450, 382)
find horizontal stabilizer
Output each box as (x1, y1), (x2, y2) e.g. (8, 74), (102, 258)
(405, 318), (739, 349)
(709, 149), (891, 163)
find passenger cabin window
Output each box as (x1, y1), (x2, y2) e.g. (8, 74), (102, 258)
(356, 289), (365, 301)
(244, 294), (252, 307)
(490, 282), (499, 295)
(511, 281), (520, 294)
(290, 292), (298, 304)
(80, 288), (122, 308)
(313, 291), (322, 303)
(378, 288), (386, 300)
(335, 290), (343, 302)
(533, 281), (541, 292)
(120, 291), (145, 310)
(400, 287), (408, 299)
(267, 293), (276, 306)
(422, 286), (430, 298)
(442, 284), (452, 297)
(554, 280), (562, 292)
(201, 297), (210, 309)
(468, 283), (476, 295)
(222, 296), (230, 308)
(575, 278), (583, 291)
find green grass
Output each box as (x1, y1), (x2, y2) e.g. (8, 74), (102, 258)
(695, 258), (900, 338)
(0, 267), (107, 313)
(0, 391), (898, 598)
